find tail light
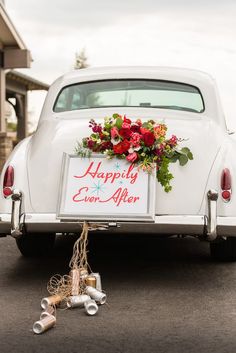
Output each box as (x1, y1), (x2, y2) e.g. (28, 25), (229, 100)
(221, 168), (231, 202)
(3, 165), (14, 198)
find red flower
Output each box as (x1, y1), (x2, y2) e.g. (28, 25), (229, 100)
(142, 131), (155, 147)
(123, 115), (131, 124)
(130, 124), (141, 133)
(87, 139), (95, 149)
(140, 127), (150, 135)
(100, 141), (113, 151)
(119, 128), (132, 139)
(113, 139), (130, 154)
(122, 122), (131, 129)
(168, 135), (177, 147)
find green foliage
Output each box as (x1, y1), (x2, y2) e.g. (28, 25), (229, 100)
(115, 117), (123, 129)
(7, 122), (17, 132)
(156, 157), (174, 193)
(75, 114), (194, 193)
(75, 142), (91, 158)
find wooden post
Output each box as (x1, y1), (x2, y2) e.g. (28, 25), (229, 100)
(0, 68), (6, 132)
(16, 93), (28, 141)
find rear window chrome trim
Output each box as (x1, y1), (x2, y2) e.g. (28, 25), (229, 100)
(53, 78), (205, 114)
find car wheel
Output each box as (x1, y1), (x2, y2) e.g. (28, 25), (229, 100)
(210, 237), (236, 261)
(16, 233), (56, 257)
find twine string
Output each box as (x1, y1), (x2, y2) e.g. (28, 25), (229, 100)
(47, 221), (92, 298)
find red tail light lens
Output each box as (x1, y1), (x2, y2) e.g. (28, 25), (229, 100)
(222, 190), (231, 201)
(221, 168), (231, 202)
(221, 168), (231, 190)
(3, 165), (14, 198)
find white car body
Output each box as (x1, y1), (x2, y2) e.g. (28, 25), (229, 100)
(0, 66), (236, 258)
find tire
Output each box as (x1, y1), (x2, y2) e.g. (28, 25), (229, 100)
(210, 237), (236, 261)
(16, 232), (56, 257)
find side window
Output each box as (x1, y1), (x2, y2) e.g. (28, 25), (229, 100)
(54, 89), (68, 112)
(54, 87), (81, 112)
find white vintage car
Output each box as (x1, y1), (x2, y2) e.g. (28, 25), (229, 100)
(0, 66), (235, 260)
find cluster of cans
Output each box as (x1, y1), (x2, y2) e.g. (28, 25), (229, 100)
(33, 270), (106, 334)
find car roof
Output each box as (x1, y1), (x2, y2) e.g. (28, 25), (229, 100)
(57, 66), (215, 88)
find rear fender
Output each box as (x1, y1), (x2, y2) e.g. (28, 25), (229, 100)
(200, 138), (236, 217)
(0, 137), (33, 213)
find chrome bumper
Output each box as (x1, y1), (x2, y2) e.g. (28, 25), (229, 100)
(0, 213), (236, 238)
(0, 189), (235, 239)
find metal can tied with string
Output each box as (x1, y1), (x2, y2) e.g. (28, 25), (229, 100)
(70, 269), (80, 296)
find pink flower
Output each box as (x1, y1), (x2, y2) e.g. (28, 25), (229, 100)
(169, 135), (177, 146)
(111, 127), (119, 139)
(126, 152), (138, 163)
(154, 144), (165, 156)
(122, 122), (131, 129)
(130, 132), (141, 147)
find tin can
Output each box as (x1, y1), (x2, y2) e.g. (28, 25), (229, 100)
(85, 276), (97, 288)
(79, 268), (88, 279)
(67, 294), (91, 308)
(90, 273), (102, 291)
(33, 315), (56, 334)
(70, 269), (80, 296)
(41, 294), (62, 310)
(84, 299), (98, 316)
(40, 311), (52, 320)
(85, 286), (106, 305)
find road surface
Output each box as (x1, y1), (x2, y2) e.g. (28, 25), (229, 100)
(1, 234), (236, 353)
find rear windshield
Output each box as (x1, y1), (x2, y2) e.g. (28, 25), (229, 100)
(53, 79), (204, 113)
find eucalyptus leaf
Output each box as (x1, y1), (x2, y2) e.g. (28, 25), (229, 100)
(170, 155), (179, 163)
(179, 154), (188, 166)
(180, 147), (190, 155)
(187, 151), (193, 160)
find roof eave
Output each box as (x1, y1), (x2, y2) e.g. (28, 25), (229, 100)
(0, 3), (27, 49)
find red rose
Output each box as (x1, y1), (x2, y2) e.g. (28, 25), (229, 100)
(119, 127), (132, 139)
(142, 131), (155, 146)
(140, 127), (150, 135)
(113, 139), (130, 154)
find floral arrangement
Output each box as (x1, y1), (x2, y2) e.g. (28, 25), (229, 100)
(76, 113), (193, 192)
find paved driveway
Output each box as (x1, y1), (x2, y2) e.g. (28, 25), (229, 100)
(1, 234), (236, 353)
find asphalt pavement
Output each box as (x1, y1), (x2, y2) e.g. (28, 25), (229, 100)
(1, 233), (236, 353)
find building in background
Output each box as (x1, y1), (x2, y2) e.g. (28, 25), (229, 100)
(0, 0), (48, 170)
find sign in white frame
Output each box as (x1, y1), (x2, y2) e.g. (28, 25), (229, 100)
(57, 153), (156, 221)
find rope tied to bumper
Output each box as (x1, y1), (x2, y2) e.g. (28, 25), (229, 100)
(47, 221), (91, 298)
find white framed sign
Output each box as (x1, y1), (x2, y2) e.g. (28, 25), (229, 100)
(57, 153), (156, 221)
